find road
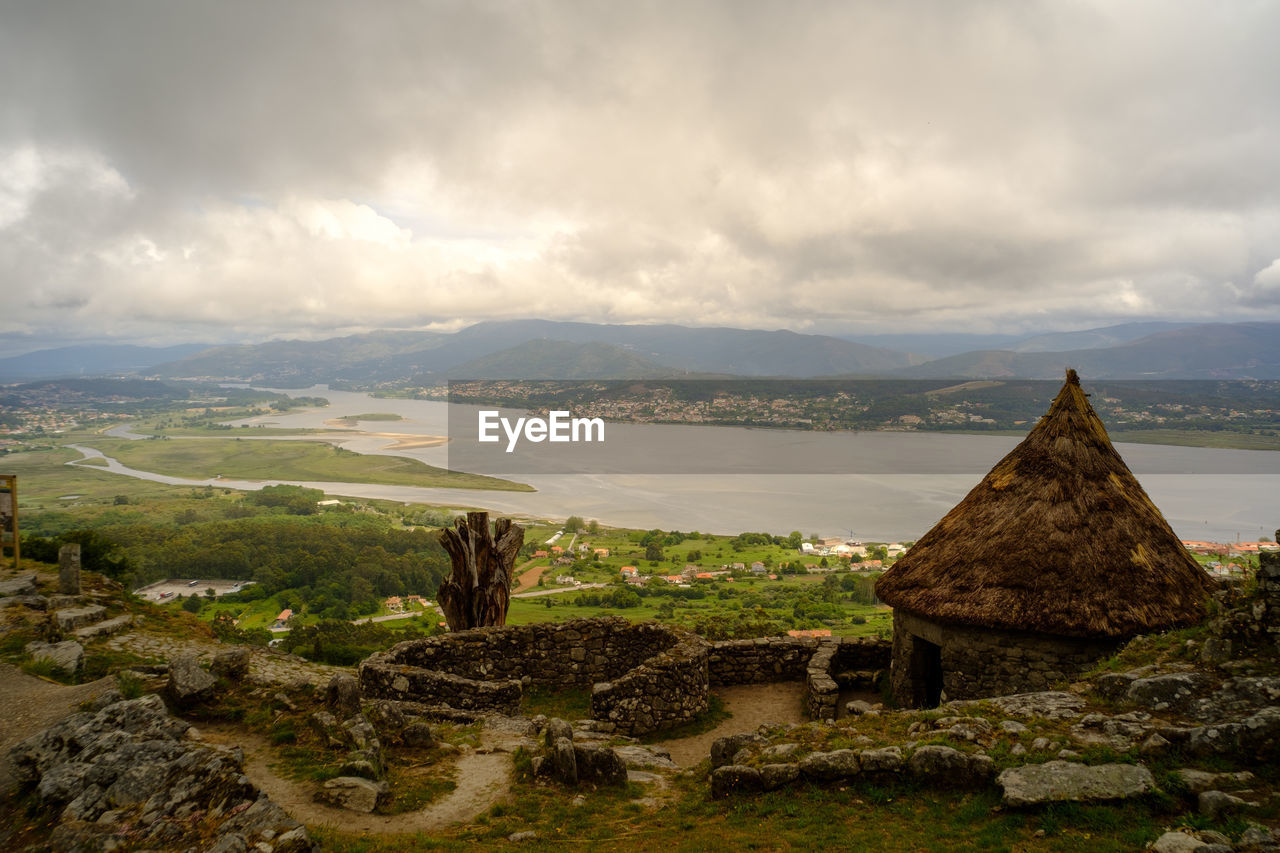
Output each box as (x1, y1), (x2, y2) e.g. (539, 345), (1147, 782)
(511, 582), (606, 599)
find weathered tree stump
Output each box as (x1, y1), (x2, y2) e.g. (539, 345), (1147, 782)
(437, 511), (524, 631)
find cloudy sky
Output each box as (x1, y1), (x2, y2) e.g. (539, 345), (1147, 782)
(2, 1), (1279, 356)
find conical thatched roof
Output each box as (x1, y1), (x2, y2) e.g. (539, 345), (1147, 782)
(874, 369), (1214, 638)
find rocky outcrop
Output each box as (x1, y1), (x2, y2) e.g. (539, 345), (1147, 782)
(316, 776), (391, 813)
(997, 760), (1156, 806)
(7, 692), (317, 852)
(212, 646), (252, 680)
(527, 716), (654, 788)
(0, 573), (39, 598)
(24, 639), (84, 676)
(167, 652), (216, 705)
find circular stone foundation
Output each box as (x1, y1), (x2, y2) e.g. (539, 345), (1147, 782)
(358, 616), (710, 735)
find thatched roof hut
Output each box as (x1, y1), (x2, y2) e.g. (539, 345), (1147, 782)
(875, 369), (1214, 640)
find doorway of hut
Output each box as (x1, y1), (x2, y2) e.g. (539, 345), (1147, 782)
(909, 635), (943, 708)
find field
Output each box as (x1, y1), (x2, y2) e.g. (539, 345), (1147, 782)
(75, 436), (532, 491)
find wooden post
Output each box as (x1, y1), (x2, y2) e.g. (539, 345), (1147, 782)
(437, 512), (524, 631)
(0, 475), (16, 570)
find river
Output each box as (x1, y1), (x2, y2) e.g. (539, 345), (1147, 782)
(87, 385), (1279, 542)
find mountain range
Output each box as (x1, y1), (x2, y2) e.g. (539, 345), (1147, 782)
(1, 320), (1278, 384)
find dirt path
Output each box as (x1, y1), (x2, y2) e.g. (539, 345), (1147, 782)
(199, 723), (515, 833)
(657, 682), (807, 767)
(0, 664), (116, 792)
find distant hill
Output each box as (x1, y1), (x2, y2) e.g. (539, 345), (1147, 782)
(894, 322), (1280, 379)
(840, 332), (1023, 358)
(0, 344), (211, 381)
(1007, 322), (1194, 353)
(152, 330), (449, 386)
(148, 320), (917, 384)
(442, 339), (679, 379)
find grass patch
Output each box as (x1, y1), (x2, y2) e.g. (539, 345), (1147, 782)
(381, 761), (458, 815)
(521, 685), (593, 720)
(1111, 429), (1280, 451)
(20, 656), (71, 683)
(115, 670), (146, 699)
(76, 436), (533, 492)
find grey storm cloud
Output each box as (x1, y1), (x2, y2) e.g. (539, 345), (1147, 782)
(2, 0), (1280, 352)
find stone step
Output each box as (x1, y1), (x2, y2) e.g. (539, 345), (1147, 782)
(54, 604), (107, 631)
(0, 573), (39, 597)
(74, 614), (133, 640)
(25, 640), (84, 676)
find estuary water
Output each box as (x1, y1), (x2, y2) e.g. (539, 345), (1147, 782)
(96, 385), (1280, 542)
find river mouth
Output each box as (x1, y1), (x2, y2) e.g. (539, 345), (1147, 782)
(75, 384), (1280, 543)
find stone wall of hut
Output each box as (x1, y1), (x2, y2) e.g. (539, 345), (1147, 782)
(890, 609), (1118, 707)
(359, 617), (711, 735)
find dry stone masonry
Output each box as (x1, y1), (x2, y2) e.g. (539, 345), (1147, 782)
(361, 617), (891, 736)
(360, 617), (710, 735)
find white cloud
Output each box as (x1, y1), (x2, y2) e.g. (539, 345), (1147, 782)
(1, 1), (1280, 350)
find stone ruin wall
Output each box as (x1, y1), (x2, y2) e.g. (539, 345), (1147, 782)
(890, 609), (1118, 707)
(360, 617), (710, 735)
(359, 616), (893, 735)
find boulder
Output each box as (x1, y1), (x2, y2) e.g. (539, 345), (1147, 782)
(316, 776), (390, 813)
(1175, 768), (1258, 794)
(858, 746), (903, 775)
(907, 745), (994, 787)
(574, 744), (628, 787)
(710, 764), (762, 798)
(309, 711), (346, 748)
(982, 691), (1084, 720)
(613, 745), (679, 770)
(997, 760), (1155, 807)
(761, 742), (802, 760)
(342, 715), (379, 752)
(326, 674), (362, 719)
(339, 748), (384, 780)
(545, 717), (574, 748)
(8, 694), (313, 850)
(759, 763), (800, 791)
(167, 653), (216, 705)
(0, 573), (38, 597)
(25, 640), (84, 676)
(364, 700), (407, 733)
(1125, 673), (1208, 712)
(1151, 831), (1217, 853)
(211, 647), (251, 680)
(710, 733), (767, 769)
(551, 736), (577, 785)
(1198, 790), (1254, 820)
(401, 720), (437, 748)
(799, 749), (861, 781)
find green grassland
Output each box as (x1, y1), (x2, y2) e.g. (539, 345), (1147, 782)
(76, 436), (532, 491)
(1110, 428), (1280, 451)
(337, 412), (405, 422)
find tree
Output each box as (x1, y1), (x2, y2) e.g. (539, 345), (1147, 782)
(564, 515), (585, 532)
(645, 543), (663, 562)
(438, 512), (524, 631)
